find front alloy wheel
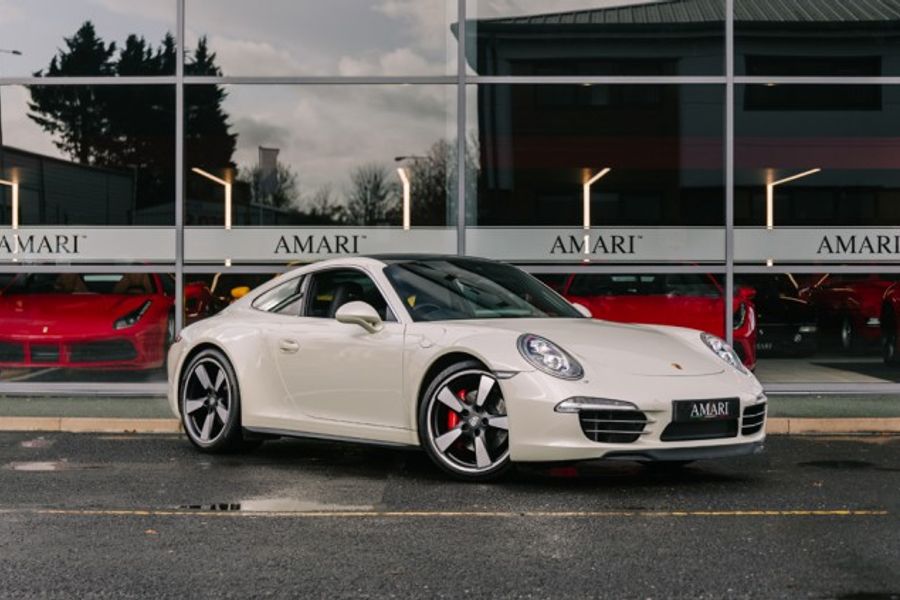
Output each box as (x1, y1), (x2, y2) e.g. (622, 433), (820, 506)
(180, 349), (244, 452)
(419, 361), (511, 481)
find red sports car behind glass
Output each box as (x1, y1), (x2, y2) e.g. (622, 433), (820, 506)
(558, 273), (757, 370)
(0, 273), (211, 371)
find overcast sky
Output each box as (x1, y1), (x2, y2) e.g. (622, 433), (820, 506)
(0, 0), (656, 204)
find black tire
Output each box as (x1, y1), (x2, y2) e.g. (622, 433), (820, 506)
(179, 348), (251, 453)
(418, 360), (512, 482)
(839, 314), (861, 354)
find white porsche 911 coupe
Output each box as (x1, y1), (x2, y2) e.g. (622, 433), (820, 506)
(168, 255), (766, 481)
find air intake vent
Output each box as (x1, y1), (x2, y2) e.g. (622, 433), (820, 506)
(578, 409), (650, 444)
(742, 403), (766, 436)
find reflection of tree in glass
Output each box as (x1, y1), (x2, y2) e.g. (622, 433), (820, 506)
(345, 163), (400, 226)
(26, 22), (236, 221)
(239, 161), (299, 209)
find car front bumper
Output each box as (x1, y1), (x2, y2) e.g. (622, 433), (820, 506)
(500, 368), (766, 463)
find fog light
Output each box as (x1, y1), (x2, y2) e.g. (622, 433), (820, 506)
(555, 397), (638, 413)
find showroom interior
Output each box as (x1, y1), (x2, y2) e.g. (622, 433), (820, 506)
(2, 0), (900, 397)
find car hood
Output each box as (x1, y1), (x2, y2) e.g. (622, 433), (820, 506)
(462, 318), (725, 377)
(0, 293), (159, 336)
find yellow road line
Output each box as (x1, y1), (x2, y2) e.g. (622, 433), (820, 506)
(19, 508), (889, 519)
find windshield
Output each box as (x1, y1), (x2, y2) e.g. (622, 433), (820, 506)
(0, 273), (158, 295)
(383, 259), (583, 322)
(568, 273), (722, 298)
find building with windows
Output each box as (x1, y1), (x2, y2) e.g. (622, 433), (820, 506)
(1, 0), (900, 396)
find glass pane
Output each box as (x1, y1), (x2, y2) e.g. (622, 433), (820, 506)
(0, 271), (177, 383)
(0, 1), (176, 77)
(735, 1), (900, 77)
(533, 270), (747, 365)
(466, 0), (724, 76)
(466, 84), (724, 263)
(183, 272), (274, 323)
(185, 0), (456, 76)
(736, 272), (900, 385)
(735, 84), (900, 265)
(1, 85), (175, 226)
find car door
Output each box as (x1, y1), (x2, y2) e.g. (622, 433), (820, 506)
(272, 267), (407, 430)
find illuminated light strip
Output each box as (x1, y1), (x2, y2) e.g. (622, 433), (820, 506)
(764, 168), (820, 267)
(192, 167), (232, 266)
(582, 167), (611, 231)
(581, 168), (611, 262)
(396, 167), (411, 231)
(28, 508), (888, 519)
(0, 178), (19, 262)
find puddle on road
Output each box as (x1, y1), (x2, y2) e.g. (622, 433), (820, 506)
(178, 498), (374, 513)
(7, 461), (68, 472)
(798, 460), (900, 473)
(799, 460), (875, 470)
(19, 437), (54, 449)
(5, 460), (104, 472)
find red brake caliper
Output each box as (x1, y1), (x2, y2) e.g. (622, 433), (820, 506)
(447, 389), (466, 429)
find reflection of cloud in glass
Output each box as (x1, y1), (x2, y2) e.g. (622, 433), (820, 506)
(224, 86), (454, 196)
(185, 0), (455, 76)
(470, 0), (660, 19)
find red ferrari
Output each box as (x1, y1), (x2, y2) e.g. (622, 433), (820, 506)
(557, 273), (757, 370)
(800, 274), (899, 353)
(0, 273), (211, 371)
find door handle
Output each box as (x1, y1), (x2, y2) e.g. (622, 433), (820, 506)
(278, 339), (300, 354)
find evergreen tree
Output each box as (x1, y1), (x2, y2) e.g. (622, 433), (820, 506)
(27, 22), (117, 164)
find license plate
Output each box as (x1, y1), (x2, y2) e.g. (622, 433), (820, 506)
(756, 342), (773, 351)
(673, 398), (739, 422)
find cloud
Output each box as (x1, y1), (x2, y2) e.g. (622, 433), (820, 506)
(88, 0), (176, 24)
(203, 34), (306, 77)
(0, 0), (25, 26)
(338, 47), (434, 77)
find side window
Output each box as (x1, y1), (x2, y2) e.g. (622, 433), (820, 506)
(305, 269), (393, 321)
(252, 276), (306, 315)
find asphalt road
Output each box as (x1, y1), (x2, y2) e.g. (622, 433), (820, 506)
(1, 432), (898, 599)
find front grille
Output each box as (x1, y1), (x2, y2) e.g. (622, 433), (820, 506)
(742, 402), (767, 436)
(30, 344), (60, 363)
(0, 342), (25, 362)
(661, 419), (738, 442)
(578, 409), (650, 443)
(69, 340), (138, 363)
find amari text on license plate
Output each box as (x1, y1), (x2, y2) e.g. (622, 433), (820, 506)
(673, 398), (739, 422)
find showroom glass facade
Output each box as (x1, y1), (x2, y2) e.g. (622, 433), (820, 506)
(2, 0), (900, 394)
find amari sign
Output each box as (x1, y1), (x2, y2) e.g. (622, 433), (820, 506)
(185, 227), (457, 263)
(466, 228), (725, 263)
(735, 228), (900, 263)
(0, 228), (175, 262)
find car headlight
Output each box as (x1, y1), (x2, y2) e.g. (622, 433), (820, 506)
(114, 300), (152, 330)
(517, 333), (583, 380)
(733, 303), (746, 329)
(700, 331), (747, 374)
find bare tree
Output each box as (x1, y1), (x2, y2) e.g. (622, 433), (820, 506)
(345, 163), (400, 226)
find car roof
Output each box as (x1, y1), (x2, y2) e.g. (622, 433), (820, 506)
(367, 254), (499, 265)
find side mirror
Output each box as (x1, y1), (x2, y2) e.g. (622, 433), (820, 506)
(737, 286), (756, 301)
(572, 302), (593, 318)
(335, 301), (384, 333)
(231, 286), (250, 300)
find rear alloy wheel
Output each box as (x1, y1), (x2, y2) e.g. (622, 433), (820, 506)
(840, 315), (858, 354)
(180, 349), (245, 452)
(883, 314), (898, 365)
(419, 361), (511, 481)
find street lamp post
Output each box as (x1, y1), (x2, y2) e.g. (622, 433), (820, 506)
(582, 167), (611, 260)
(394, 155), (426, 231)
(192, 167), (233, 267)
(764, 168), (821, 266)
(0, 49), (23, 148)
